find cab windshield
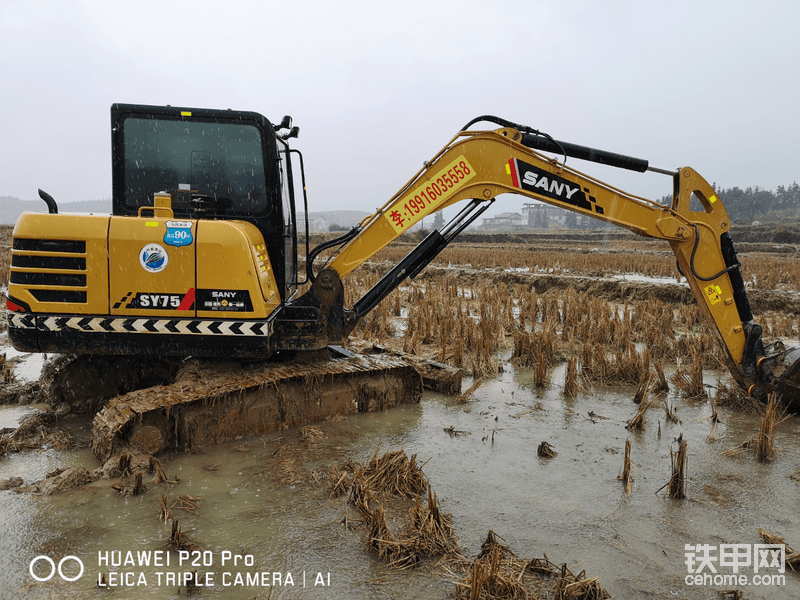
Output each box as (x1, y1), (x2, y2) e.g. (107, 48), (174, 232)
(121, 117), (268, 214)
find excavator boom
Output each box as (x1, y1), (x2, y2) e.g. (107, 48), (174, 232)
(299, 117), (797, 405)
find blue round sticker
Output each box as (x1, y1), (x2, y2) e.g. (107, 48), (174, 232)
(140, 243), (169, 273)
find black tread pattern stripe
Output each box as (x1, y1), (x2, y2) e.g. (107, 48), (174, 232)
(5, 311), (273, 337)
(8, 314), (36, 329)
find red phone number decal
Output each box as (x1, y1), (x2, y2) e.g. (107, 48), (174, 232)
(384, 155), (477, 233)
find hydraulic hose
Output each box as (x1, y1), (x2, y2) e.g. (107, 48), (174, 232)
(306, 226), (361, 282)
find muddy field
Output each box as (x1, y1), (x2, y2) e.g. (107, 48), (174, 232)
(2, 225), (800, 599)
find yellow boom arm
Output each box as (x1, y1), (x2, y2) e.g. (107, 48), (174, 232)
(314, 125), (758, 390)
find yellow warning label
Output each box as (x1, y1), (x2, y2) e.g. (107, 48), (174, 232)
(705, 284), (722, 305)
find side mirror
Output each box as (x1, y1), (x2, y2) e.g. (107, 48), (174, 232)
(281, 126), (300, 140)
(274, 115), (293, 131)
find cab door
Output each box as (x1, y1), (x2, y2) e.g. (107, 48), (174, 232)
(276, 140), (297, 299)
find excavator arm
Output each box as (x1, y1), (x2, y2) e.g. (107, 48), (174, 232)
(296, 117), (775, 398)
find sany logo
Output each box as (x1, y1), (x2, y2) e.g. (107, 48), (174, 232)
(507, 158), (598, 214)
(29, 555), (85, 582)
(521, 170), (581, 201)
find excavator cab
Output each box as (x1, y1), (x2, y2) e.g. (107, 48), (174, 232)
(110, 103), (302, 301)
(8, 104), (312, 358)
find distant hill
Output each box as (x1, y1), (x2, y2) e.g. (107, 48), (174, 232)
(1, 196), (370, 230)
(0, 196), (111, 225)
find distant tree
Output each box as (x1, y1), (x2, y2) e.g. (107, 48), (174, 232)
(776, 182), (800, 212)
(659, 184), (800, 223)
(564, 211), (578, 229)
(433, 210), (445, 231)
(328, 223), (347, 232)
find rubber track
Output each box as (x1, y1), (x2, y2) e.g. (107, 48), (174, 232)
(91, 354), (419, 461)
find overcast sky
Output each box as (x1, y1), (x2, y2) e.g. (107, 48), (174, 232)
(2, 0), (798, 222)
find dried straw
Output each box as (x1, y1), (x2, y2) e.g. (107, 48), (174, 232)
(350, 446), (429, 500)
(721, 393), (790, 461)
(172, 495), (203, 512)
(132, 472), (146, 496)
(562, 355), (579, 397)
(537, 441), (558, 459)
(632, 371), (654, 404)
(755, 393), (784, 461)
(328, 463), (352, 498)
(652, 359), (670, 393)
(618, 439), (633, 494)
(670, 354), (707, 400)
(534, 352), (549, 388)
(404, 486), (458, 560)
(355, 484), (458, 568)
(705, 401), (721, 443)
(151, 458), (179, 487)
(661, 400), (681, 424)
(444, 426), (471, 437)
(450, 531), (611, 600)
(158, 495), (171, 523)
(185, 570), (200, 594)
(297, 425), (324, 446)
(626, 398), (653, 432)
(336, 446), (461, 569)
(758, 528), (800, 570)
(118, 453), (133, 477)
(664, 437), (687, 499)
(272, 444), (304, 485)
(454, 377), (486, 404)
(716, 590), (744, 599)
(165, 518), (203, 553)
(714, 380), (764, 414)
(554, 572), (609, 600)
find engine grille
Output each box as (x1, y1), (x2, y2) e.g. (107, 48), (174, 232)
(10, 238), (88, 303)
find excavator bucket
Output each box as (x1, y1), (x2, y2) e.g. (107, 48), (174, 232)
(754, 343), (800, 406)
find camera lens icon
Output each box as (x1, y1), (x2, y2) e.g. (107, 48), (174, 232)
(29, 555), (84, 582)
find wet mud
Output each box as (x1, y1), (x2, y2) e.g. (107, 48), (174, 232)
(1, 358), (798, 599)
(3, 227), (800, 598)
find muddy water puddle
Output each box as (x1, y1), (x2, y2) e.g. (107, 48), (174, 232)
(2, 365), (800, 599)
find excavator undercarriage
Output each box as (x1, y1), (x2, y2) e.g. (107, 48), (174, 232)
(30, 347), (460, 462)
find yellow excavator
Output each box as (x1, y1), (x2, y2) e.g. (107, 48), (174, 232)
(5, 104), (798, 458)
